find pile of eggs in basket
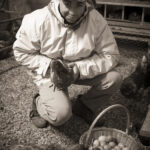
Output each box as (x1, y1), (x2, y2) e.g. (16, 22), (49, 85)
(88, 135), (129, 150)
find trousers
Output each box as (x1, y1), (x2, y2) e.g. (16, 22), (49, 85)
(36, 70), (122, 126)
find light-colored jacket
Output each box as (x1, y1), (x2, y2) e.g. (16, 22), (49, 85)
(13, 0), (120, 86)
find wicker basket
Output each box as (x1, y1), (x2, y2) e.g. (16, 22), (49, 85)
(79, 104), (143, 150)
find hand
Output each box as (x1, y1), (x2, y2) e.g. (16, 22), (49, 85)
(67, 62), (80, 82)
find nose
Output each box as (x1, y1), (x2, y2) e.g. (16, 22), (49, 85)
(68, 7), (77, 16)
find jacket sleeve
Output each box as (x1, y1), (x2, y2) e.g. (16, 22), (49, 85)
(75, 14), (120, 80)
(13, 14), (51, 77)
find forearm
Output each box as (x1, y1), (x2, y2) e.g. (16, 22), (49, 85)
(74, 16), (120, 80)
(74, 52), (120, 80)
(14, 48), (51, 77)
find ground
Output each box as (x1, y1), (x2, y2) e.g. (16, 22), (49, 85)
(0, 39), (148, 150)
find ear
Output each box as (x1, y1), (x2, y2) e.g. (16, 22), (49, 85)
(87, 0), (96, 8)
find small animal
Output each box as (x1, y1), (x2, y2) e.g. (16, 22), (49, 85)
(120, 49), (150, 100)
(120, 49), (150, 133)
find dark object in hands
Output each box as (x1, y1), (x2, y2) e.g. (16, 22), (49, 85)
(120, 50), (150, 99)
(50, 59), (73, 90)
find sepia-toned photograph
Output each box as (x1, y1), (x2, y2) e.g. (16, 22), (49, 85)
(0, 0), (150, 149)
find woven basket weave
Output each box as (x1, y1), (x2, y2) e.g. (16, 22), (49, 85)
(79, 104), (143, 150)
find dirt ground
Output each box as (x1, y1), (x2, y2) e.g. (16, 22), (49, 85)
(0, 39), (148, 150)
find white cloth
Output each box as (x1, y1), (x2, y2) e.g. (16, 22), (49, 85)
(13, 0), (120, 86)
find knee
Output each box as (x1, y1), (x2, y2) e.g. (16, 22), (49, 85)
(50, 104), (72, 126)
(104, 71), (122, 91)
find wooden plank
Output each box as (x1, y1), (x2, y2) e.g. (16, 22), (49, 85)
(122, 6), (124, 20)
(108, 18), (143, 24)
(107, 20), (150, 30)
(110, 26), (150, 37)
(0, 8), (17, 14)
(0, 16), (23, 24)
(114, 34), (150, 43)
(141, 7), (145, 25)
(96, 0), (150, 8)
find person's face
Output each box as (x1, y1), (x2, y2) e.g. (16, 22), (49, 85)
(59, 0), (86, 24)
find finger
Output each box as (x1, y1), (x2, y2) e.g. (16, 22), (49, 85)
(73, 65), (78, 74)
(50, 72), (55, 81)
(67, 62), (75, 68)
(72, 65), (79, 81)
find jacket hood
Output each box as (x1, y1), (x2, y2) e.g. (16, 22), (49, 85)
(48, 0), (93, 30)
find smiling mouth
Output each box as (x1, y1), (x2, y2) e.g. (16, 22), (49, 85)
(66, 16), (78, 23)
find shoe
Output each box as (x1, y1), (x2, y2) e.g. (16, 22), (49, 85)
(72, 95), (104, 127)
(29, 94), (48, 128)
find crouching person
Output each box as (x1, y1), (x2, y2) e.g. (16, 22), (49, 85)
(13, 0), (122, 128)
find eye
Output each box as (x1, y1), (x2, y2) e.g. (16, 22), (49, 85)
(77, 2), (85, 7)
(63, 0), (71, 7)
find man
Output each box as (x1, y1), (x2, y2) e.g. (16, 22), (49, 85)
(13, 0), (122, 128)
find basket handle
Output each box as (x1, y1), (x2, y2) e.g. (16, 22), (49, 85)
(85, 104), (130, 148)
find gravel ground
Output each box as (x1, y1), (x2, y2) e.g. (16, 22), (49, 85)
(0, 39), (148, 150)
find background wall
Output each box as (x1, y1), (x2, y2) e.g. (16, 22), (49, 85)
(26, 0), (50, 11)
(0, 0), (149, 31)
(0, 0), (50, 31)
(8, 0), (50, 17)
(0, 0), (9, 30)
